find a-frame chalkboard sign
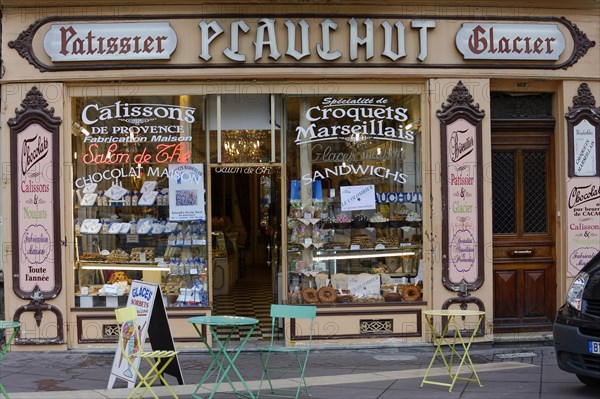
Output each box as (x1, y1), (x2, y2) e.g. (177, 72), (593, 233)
(107, 280), (184, 389)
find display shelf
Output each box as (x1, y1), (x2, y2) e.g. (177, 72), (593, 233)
(76, 204), (169, 208)
(286, 201), (423, 305)
(75, 199), (209, 308)
(78, 261), (171, 271)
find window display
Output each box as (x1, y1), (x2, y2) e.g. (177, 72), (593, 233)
(71, 95), (208, 308)
(285, 95), (423, 304)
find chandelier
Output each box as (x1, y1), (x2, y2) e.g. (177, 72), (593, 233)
(344, 132), (370, 151)
(223, 130), (270, 163)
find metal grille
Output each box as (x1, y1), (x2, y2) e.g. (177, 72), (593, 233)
(492, 152), (516, 233)
(523, 151), (547, 233)
(360, 319), (393, 334)
(585, 299), (600, 318)
(103, 324), (119, 339)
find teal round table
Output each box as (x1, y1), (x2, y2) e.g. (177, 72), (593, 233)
(188, 315), (259, 399)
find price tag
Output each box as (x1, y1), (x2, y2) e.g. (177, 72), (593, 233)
(126, 234), (140, 243)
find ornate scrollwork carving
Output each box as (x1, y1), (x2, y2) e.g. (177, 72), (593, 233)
(568, 83), (600, 116)
(10, 86), (59, 122)
(560, 17), (596, 70)
(438, 81), (485, 121)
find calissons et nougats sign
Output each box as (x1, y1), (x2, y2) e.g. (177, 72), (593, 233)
(9, 15), (595, 71)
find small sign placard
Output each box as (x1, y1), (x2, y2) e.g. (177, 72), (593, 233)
(340, 185), (376, 211)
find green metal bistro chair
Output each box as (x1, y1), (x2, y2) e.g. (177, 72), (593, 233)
(0, 320), (20, 399)
(115, 306), (179, 399)
(257, 304), (317, 399)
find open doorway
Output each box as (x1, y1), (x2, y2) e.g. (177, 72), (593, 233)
(210, 167), (281, 338)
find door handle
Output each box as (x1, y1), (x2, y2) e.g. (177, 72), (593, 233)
(509, 249), (534, 257)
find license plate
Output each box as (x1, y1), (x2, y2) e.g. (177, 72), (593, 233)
(588, 341), (600, 354)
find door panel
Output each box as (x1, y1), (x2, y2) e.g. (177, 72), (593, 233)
(493, 269), (518, 317)
(492, 128), (556, 332)
(523, 268), (548, 316)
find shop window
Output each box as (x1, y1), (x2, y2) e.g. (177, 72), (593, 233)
(207, 94), (282, 163)
(285, 95), (424, 305)
(71, 95), (208, 309)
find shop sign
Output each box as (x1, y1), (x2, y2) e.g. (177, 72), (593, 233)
(43, 22), (177, 61)
(456, 23), (565, 60)
(16, 126), (56, 292)
(375, 191), (422, 203)
(445, 120), (479, 280)
(9, 87), (63, 299)
(438, 81), (485, 291)
(297, 96), (412, 185)
(565, 83), (600, 276)
(566, 83), (600, 179)
(566, 179), (600, 276)
(572, 119), (597, 176)
(73, 100), (196, 188)
(295, 97), (413, 145)
(348, 273), (380, 296)
(108, 280), (183, 389)
(340, 185), (376, 211)
(8, 86), (65, 344)
(10, 15), (594, 71)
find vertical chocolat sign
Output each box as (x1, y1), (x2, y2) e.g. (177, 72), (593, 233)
(9, 87), (62, 300)
(565, 83), (600, 276)
(439, 81), (485, 291)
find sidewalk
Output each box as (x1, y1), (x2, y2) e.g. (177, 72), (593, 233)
(0, 341), (598, 399)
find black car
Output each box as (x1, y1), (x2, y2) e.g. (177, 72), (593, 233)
(554, 250), (600, 387)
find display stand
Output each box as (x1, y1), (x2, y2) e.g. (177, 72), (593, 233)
(107, 280), (184, 389)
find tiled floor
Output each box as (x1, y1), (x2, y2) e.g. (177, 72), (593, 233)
(212, 273), (274, 341)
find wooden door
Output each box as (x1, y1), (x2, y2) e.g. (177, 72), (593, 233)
(492, 124), (556, 332)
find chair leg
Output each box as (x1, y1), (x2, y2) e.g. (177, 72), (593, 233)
(128, 356), (178, 399)
(258, 351), (276, 397)
(257, 351), (312, 399)
(153, 357), (179, 398)
(295, 353), (310, 399)
(0, 383), (10, 399)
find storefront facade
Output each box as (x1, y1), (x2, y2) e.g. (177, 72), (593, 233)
(1, 1), (598, 350)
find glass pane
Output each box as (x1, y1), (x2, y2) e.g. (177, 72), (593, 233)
(492, 151), (516, 234)
(523, 150), (547, 233)
(208, 94), (281, 163)
(285, 94), (423, 299)
(71, 95), (207, 308)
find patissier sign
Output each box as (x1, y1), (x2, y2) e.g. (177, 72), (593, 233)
(43, 22), (177, 61)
